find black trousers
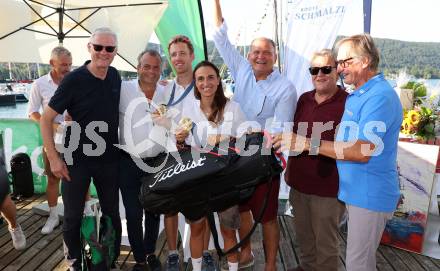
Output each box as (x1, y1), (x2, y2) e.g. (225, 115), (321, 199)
(62, 161), (122, 270)
(119, 153), (160, 263)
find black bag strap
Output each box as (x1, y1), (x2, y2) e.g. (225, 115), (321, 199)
(207, 174), (274, 258)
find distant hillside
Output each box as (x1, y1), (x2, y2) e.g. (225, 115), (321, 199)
(207, 37), (440, 79)
(374, 37), (440, 79)
(1, 37), (439, 81)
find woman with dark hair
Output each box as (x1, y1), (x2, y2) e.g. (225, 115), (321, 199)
(174, 60), (247, 271)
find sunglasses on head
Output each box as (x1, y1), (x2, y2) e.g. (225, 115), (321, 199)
(91, 44), (116, 53)
(308, 66), (335, 76)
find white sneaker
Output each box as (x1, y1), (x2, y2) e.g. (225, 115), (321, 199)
(41, 214), (60, 234)
(9, 225), (26, 250)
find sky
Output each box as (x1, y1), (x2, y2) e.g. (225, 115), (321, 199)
(200, 0), (440, 44)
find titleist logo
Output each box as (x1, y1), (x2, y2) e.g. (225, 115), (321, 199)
(149, 157), (207, 188)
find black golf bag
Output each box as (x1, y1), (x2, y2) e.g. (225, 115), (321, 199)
(139, 132), (282, 220)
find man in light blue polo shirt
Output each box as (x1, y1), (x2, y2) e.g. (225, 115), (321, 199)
(274, 34), (402, 271)
(334, 35), (402, 271)
(213, 1), (297, 270)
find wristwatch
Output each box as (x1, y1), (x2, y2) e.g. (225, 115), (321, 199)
(309, 137), (321, 155)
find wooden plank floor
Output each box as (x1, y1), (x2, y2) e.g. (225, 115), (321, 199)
(1, 195), (440, 270)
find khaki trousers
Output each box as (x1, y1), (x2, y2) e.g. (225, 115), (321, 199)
(290, 189), (345, 271)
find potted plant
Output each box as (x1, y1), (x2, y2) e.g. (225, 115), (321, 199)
(400, 81), (427, 106)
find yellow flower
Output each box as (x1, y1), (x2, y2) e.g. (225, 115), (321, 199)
(401, 118), (413, 134)
(407, 110), (420, 125)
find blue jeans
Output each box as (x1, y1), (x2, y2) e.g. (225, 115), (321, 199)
(62, 161), (122, 270)
(119, 153), (160, 263)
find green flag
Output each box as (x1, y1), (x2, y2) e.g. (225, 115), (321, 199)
(155, 0), (207, 70)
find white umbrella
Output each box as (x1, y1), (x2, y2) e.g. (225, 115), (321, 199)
(0, 0), (169, 71)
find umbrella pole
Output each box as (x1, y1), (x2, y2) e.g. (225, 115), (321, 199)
(58, 3), (65, 44)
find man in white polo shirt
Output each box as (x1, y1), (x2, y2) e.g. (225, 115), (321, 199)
(118, 49), (170, 271)
(28, 46), (92, 235)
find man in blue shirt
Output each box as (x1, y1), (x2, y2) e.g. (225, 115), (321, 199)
(213, 1), (297, 270)
(274, 34), (402, 271)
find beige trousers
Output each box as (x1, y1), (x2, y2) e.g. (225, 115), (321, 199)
(345, 205), (393, 271)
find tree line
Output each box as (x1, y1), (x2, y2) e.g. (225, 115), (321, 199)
(208, 37), (440, 79)
(1, 37), (439, 81)
(374, 38), (440, 79)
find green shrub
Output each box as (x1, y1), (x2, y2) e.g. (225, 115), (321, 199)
(401, 81), (416, 89)
(413, 83), (427, 98)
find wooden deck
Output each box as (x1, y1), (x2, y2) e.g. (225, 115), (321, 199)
(1, 194), (440, 270)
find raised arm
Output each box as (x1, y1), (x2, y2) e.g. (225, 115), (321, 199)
(211, 0), (246, 81)
(213, 0), (223, 27)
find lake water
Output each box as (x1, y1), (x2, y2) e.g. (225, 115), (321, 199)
(388, 79), (440, 90)
(2, 79), (440, 119)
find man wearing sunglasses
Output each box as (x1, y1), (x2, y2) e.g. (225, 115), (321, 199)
(275, 34), (402, 271)
(41, 27), (122, 270)
(283, 49), (347, 271)
(213, 1), (297, 270)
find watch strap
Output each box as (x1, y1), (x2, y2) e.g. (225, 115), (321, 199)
(309, 137), (321, 155)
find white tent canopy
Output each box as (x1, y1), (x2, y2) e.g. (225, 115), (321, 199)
(0, 0), (169, 71)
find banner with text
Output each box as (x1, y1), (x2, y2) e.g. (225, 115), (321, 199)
(283, 0), (352, 97)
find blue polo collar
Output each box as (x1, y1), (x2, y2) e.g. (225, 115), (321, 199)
(350, 73), (384, 97)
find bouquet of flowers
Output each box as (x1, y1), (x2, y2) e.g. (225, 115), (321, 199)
(401, 97), (438, 141)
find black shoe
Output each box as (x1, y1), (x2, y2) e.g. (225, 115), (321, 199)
(147, 254), (162, 271)
(132, 262), (148, 271)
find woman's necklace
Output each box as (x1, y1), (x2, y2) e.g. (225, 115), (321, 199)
(201, 106), (212, 118)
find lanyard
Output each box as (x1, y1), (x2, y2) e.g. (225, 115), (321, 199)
(167, 81), (195, 107)
(190, 122), (202, 147)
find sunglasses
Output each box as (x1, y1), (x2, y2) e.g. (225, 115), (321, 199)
(91, 44), (116, 53)
(308, 66), (335, 76)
